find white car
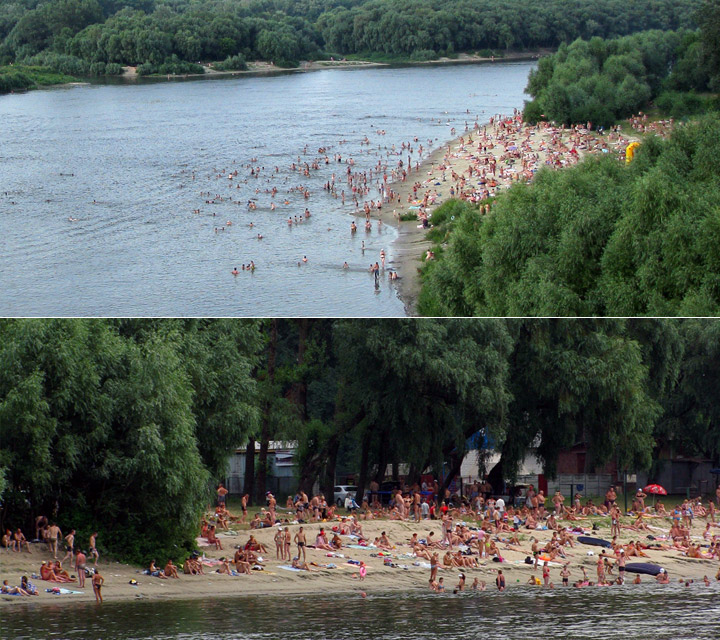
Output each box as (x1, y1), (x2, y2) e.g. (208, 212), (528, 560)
(334, 485), (358, 507)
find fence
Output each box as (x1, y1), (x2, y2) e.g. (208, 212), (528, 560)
(517, 473), (614, 498)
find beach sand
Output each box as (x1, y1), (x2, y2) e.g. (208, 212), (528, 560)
(2, 506), (717, 606)
(386, 117), (640, 314)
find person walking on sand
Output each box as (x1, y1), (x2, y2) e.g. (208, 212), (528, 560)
(89, 532), (99, 565)
(92, 569), (104, 603)
(47, 523), (62, 559)
(61, 530), (75, 563)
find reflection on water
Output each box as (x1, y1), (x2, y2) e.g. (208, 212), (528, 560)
(2, 585), (719, 640)
(0, 63), (533, 316)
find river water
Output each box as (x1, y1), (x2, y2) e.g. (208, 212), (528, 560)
(1, 585), (718, 639)
(0, 62), (533, 316)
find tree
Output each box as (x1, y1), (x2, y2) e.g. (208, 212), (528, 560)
(493, 319), (662, 485)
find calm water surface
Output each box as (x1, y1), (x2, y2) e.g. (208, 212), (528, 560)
(1, 585), (718, 639)
(0, 63), (533, 316)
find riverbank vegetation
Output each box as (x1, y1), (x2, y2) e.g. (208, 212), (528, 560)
(2, 318), (719, 563)
(524, 28), (717, 127)
(0, 64), (75, 92)
(418, 115), (720, 316)
(0, 0), (700, 84)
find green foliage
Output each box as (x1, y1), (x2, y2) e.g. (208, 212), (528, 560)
(0, 319), (263, 565)
(0, 0), (702, 73)
(524, 29), (713, 126)
(419, 115), (720, 316)
(1, 317), (719, 563)
(213, 53), (247, 71)
(501, 320), (663, 478)
(137, 56), (204, 75)
(0, 64), (76, 93)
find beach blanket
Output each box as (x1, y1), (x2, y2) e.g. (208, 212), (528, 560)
(201, 559), (223, 566)
(46, 588), (84, 595)
(277, 565), (304, 572)
(347, 544), (373, 550)
(196, 537), (213, 547)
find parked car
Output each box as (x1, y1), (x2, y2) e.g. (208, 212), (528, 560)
(334, 485), (358, 507)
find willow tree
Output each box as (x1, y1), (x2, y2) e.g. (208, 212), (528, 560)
(331, 319), (512, 499)
(491, 319), (663, 488)
(0, 319), (261, 563)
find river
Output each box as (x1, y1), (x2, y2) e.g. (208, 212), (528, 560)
(0, 62), (534, 316)
(1, 585), (718, 639)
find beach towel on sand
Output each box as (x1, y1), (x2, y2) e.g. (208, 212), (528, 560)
(278, 565), (304, 572)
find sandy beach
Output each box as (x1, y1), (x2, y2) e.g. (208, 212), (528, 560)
(387, 116), (643, 314)
(2, 502), (717, 606)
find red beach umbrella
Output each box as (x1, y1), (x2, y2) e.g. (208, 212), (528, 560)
(644, 484), (667, 495)
(643, 484), (667, 507)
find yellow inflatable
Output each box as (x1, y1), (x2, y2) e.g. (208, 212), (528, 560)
(625, 141), (640, 163)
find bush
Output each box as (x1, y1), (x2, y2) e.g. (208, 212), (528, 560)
(213, 54), (247, 71)
(655, 91), (708, 118)
(410, 49), (437, 62)
(0, 67), (33, 92)
(138, 58), (204, 76)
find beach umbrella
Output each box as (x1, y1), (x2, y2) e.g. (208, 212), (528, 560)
(643, 483), (667, 506)
(644, 484), (667, 495)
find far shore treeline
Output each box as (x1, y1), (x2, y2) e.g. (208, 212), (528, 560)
(0, 0), (701, 90)
(1, 319), (720, 564)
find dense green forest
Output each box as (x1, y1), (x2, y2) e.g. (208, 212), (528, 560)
(418, 114), (720, 316)
(0, 0), (701, 81)
(2, 318), (719, 563)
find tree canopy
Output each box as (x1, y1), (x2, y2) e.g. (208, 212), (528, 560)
(524, 29), (714, 127)
(0, 0), (701, 77)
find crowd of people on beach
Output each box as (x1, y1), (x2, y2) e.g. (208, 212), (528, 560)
(4, 478), (718, 600)
(1, 519), (104, 600)
(186, 479), (720, 593)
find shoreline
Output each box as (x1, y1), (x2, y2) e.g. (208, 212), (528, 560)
(5, 50), (549, 96)
(2, 509), (717, 607)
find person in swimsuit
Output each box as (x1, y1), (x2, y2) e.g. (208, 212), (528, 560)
(294, 526), (307, 561)
(241, 494), (249, 524)
(283, 527), (292, 561)
(75, 549), (87, 588)
(61, 530), (75, 563)
(496, 570), (505, 591)
(92, 569), (104, 603)
(89, 532), (99, 565)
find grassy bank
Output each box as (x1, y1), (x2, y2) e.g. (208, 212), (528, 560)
(0, 65), (76, 94)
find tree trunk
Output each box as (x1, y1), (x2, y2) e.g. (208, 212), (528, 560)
(243, 439), (255, 505)
(322, 436), (340, 506)
(373, 428), (389, 483)
(439, 455), (464, 498)
(355, 427), (373, 502)
(256, 319), (277, 503)
(289, 318), (310, 420)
